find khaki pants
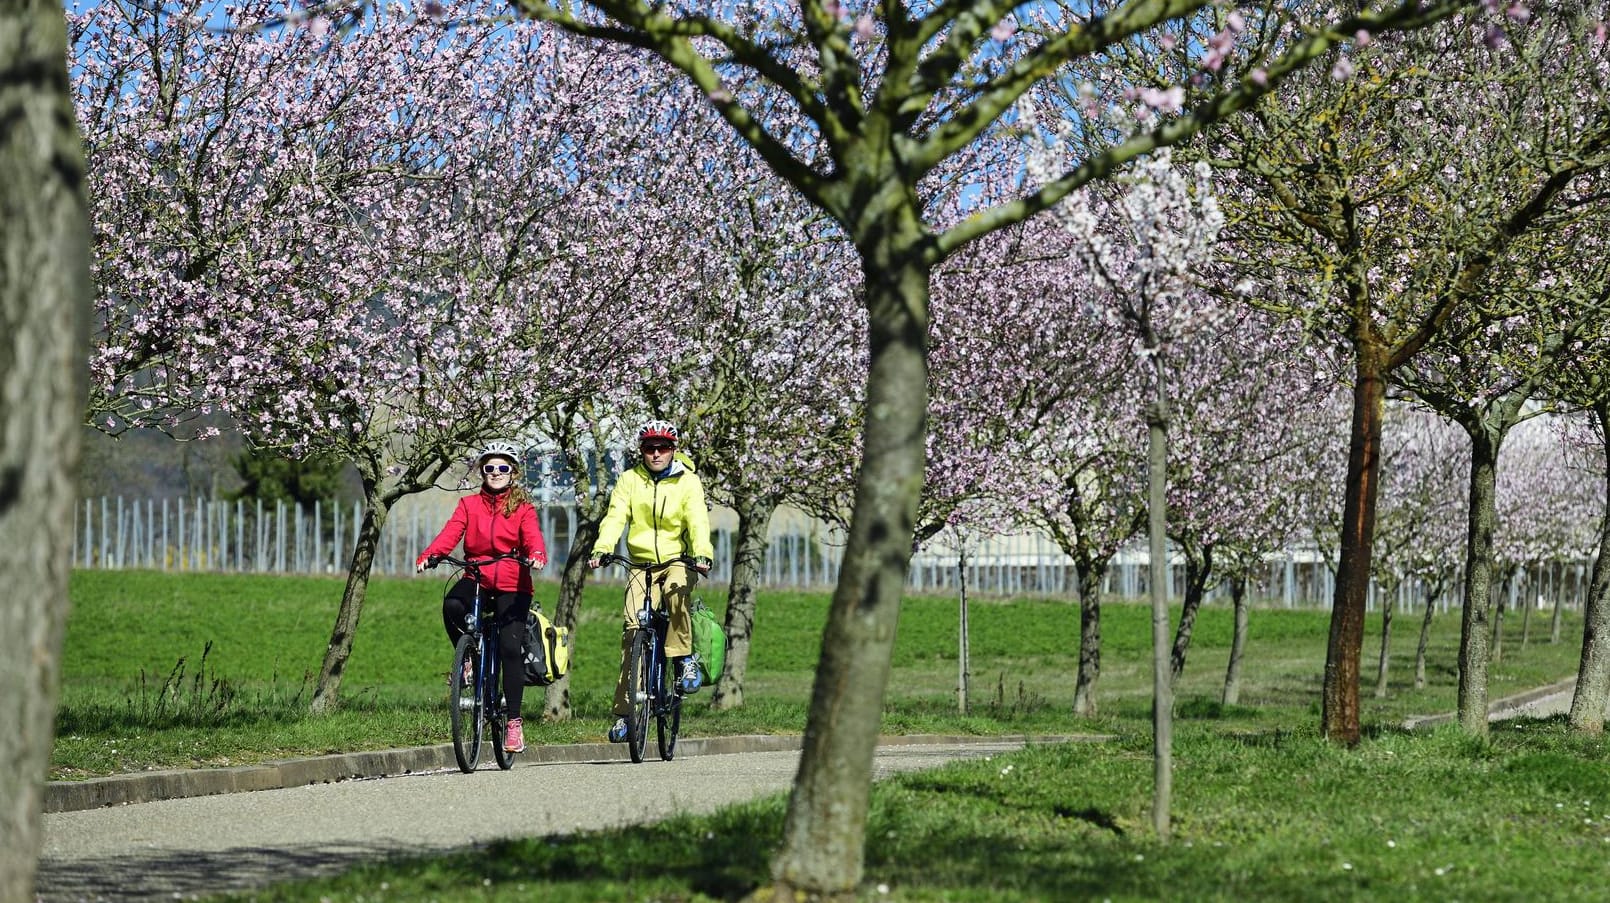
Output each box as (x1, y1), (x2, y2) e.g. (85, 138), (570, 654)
(613, 561), (695, 716)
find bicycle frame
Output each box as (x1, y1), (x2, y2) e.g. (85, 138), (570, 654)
(598, 553), (696, 763)
(435, 551), (520, 773)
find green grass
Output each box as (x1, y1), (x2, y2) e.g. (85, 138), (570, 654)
(56, 570), (1584, 779)
(56, 570), (1607, 901)
(225, 720), (1610, 902)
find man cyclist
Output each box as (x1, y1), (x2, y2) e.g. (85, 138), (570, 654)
(589, 419), (714, 744)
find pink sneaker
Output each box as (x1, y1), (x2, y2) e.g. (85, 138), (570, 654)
(503, 717), (525, 753)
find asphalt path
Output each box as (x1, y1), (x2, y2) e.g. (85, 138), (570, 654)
(39, 739), (1031, 902)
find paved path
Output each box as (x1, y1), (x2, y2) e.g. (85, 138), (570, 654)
(40, 739), (1038, 902)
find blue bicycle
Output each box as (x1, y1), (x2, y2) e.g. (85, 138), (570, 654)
(428, 551), (520, 773)
(597, 553), (695, 763)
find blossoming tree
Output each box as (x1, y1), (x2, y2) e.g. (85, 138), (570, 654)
(1202, 5), (1610, 742)
(73, 0), (675, 710)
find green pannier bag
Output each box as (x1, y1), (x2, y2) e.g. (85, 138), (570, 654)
(690, 598), (726, 684)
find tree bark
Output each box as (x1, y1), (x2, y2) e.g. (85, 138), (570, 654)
(1072, 562), (1105, 718)
(1145, 396), (1173, 840)
(1169, 540), (1212, 683)
(711, 493), (776, 711)
(1414, 579), (1442, 691)
(0, 3), (92, 896)
(770, 242), (929, 899)
(1374, 578), (1396, 699)
(310, 478), (392, 714)
(1550, 568), (1564, 645)
(1456, 425), (1502, 736)
(542, 515), (601, 721)
(1519, 571), (1533, 648)
(1323, 350), (1387, 745)
(1222, 574), (1249, 706)
(1568, 403), (1610, 733)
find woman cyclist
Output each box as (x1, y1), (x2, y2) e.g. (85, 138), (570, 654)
(415, 440), (548, 754)
(589, 419), (714, 743)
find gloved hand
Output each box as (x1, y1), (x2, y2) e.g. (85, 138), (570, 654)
(415, 554), (440, 573)
(692, 556), (713, 575)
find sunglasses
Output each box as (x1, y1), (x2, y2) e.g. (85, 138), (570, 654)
(640, 444), (674, 454)
(482, 463), (514, 474)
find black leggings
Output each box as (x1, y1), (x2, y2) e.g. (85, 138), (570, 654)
(442, 579), (531, 719)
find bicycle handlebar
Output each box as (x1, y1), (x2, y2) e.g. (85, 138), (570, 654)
(595, 553), (698, 573)
(429, 550), (523, 573)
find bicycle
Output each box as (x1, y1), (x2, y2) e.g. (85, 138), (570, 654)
(427, 550), (521, 773)
(596, 553), (698, 763)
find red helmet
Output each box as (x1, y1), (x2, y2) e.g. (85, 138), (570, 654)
(637, 419), (679, 444)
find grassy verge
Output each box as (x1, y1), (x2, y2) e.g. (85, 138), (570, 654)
(227, 718), (1610, 902)
(57, 569), (1584, 779)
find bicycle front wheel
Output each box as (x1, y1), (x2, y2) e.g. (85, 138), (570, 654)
(449, 635), (483, 773)
(625, 630), (652, 764)
(656, 661), (681, 761)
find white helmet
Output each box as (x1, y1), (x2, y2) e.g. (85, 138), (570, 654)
(477, 439), (520, 466)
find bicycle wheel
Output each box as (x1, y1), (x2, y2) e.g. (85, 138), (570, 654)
(491, 663), (515, 771)
(656, 656), (681, 761)
(449, 635), (483, 773)
(625, 630), (652, 764)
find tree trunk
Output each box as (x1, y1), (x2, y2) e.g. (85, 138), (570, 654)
(542, 515), (601, 721)
(1414, 580), (1442, 691)
(1550, 569), (1564, 645)
(1373, 578), (1396, 699)
(1072, 561), (1104, 718)
(1519, 571), (1533, 648)
(1169, 540), (1212, 683)
(1222, 574), (1249, 706)
(769, 245), (929, 899)
(0, 4), (92, 896)
(1569, 404), (1610, 733)
(1456, 425), (1503, 736)
(710, 494), (775, 711)
(310, 480), (391, 714)
(957, 547), (970, 715)
(1146, 396), (1172, 841)
(1323, 350), (1386, 746)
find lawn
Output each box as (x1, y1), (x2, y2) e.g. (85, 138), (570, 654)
(55, 569), (1584, 778)
(53, 569), (1609, 902)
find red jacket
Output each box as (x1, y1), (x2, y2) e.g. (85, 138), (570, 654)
(417, 490), (547, 594)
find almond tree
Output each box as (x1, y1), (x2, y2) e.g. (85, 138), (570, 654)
(1161, 315), (1338, 685)
(73, 0), (668, 710)
(466, 0), (1469, 891)
(928, 214), (1141, 718)
(0, 3), (91, 898)
(1203, 5), (1610, 743)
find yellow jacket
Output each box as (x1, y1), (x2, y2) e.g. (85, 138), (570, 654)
(592, 451), (715, 564)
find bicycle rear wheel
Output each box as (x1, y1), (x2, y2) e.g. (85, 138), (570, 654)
(449, 635), (483, 773)
(656, 663), (681, 761)
(625, 630), (652, 764)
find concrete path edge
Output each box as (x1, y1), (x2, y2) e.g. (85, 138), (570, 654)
(45, 732), (1094, 814)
